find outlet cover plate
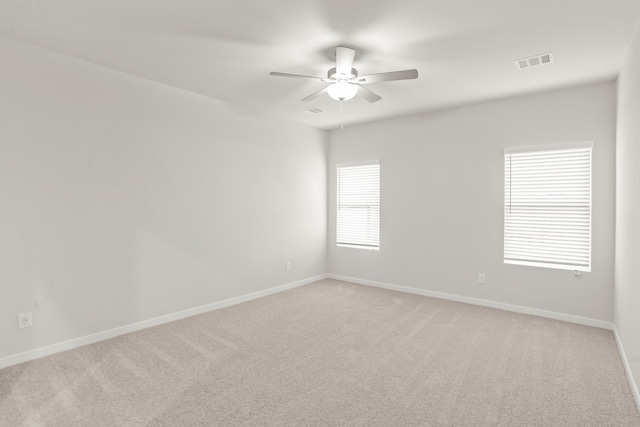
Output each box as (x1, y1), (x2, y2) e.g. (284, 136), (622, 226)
(18, 312), (32, 329)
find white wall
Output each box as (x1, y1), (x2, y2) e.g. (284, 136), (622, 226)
(615, 27), (640, 403)
(0, 38), (327, 360)
(328, 82), (616, 323)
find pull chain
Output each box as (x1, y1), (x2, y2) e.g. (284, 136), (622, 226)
(339, 99), (344, 131)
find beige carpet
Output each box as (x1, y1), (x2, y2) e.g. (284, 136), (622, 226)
(1, 279), (639, 426)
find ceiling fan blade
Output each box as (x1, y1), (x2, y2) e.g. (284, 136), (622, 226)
(301, 86), (329, 101)
(357, 69), (418, 84)
(270, 72), (325, 81)
(336, 46), (355, 76)
(356, 85), (382, 103)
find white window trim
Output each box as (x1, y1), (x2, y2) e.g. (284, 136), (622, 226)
(503, 141), (593, 155)
(336, 160), (380, 250)
(503, 142), (593, 272)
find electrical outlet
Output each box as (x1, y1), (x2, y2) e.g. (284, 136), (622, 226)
(478, 273), (486, 284)
(18, 312), (32, 329)
(285, 262), (291, 272)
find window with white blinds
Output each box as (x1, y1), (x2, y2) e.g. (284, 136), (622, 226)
(504, 143), (592, 271)
(336, 162), (380, 249)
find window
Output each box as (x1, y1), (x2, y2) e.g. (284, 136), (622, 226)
(504, 143), (592, 271)
(336, 162), (380, 249)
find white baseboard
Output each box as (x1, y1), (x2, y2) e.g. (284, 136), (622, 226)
(0, 274), (328, 370)
(614, 327), (640, 413)
(328, 274), (614, 330)
(1, 273), (618, 371)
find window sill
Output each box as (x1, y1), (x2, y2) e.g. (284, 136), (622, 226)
(337, 243), (379, 251)
(504, 259), (590, 272)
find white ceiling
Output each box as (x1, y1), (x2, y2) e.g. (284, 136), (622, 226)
(2, 0), (640, 130)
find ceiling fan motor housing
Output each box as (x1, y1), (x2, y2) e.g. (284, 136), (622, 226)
(327, 67), (358, 81)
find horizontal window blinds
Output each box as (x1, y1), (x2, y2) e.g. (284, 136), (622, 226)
(337, 162), (380, 249)
(504, 145), (592, 271)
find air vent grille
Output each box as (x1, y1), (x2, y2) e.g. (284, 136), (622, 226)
(515, 52), (554, 70)
(301, 107), (324, 115)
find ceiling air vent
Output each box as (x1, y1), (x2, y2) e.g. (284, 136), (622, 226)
(301, 107), (324, 115)
(515, 52), (554, 70)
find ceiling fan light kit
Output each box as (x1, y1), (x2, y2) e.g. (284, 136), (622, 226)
(327, 81), (358, 101)
(270, 46), (418, 104)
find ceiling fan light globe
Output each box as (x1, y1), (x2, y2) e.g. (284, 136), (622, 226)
(327, 82), (358, 101)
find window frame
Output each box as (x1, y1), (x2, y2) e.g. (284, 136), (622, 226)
(336, 160), (381, 250)
(503, 142), (593, 272)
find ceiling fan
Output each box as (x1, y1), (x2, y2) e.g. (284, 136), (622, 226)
(269, 46), (418, 103)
